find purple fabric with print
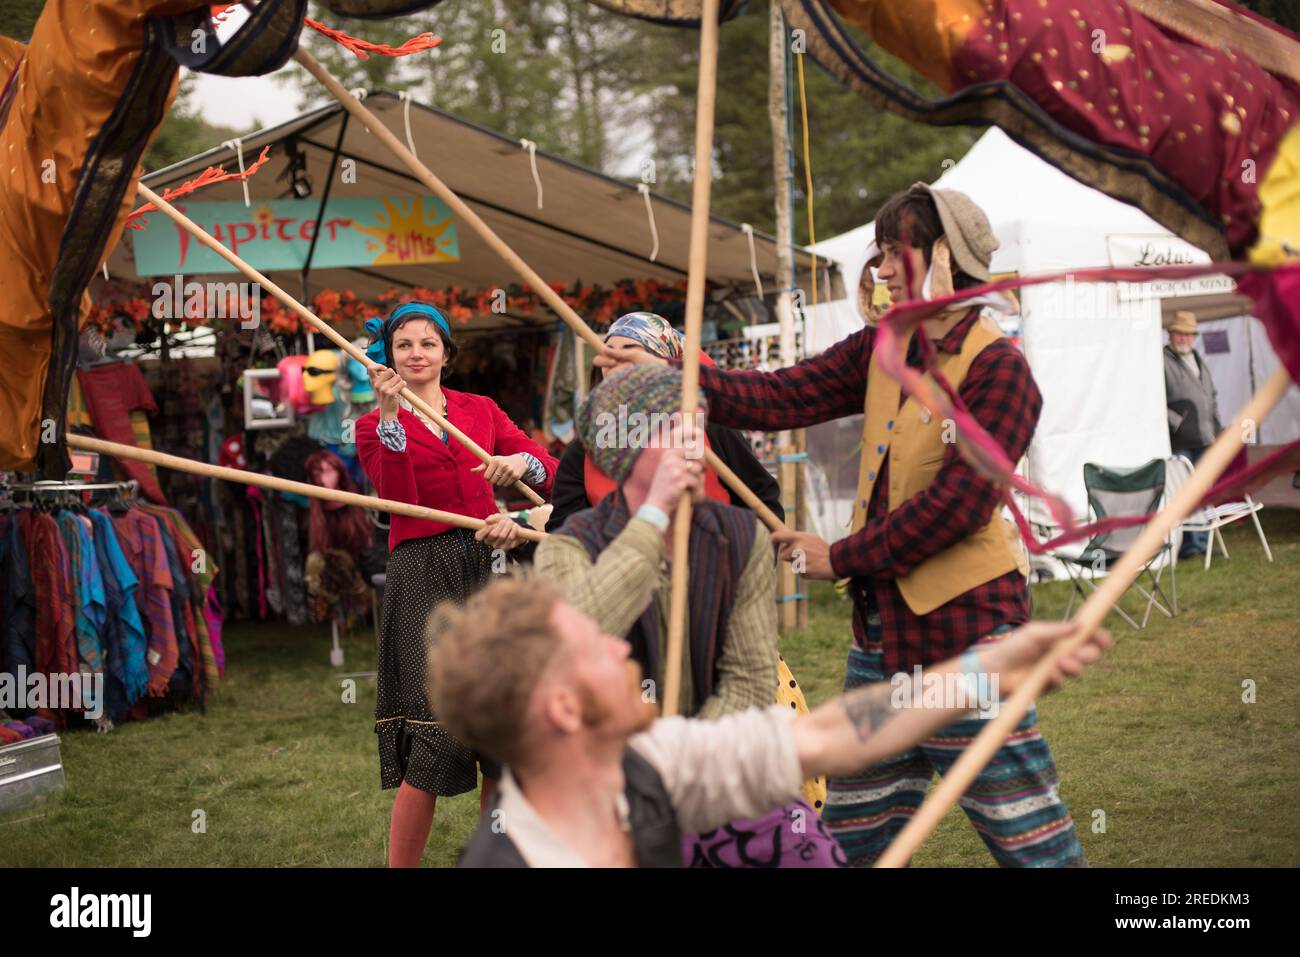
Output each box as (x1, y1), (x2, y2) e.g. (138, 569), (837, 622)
(682, 799), (848, 868)
(4, 721), (36, 740)
(23, 715), (55, 736)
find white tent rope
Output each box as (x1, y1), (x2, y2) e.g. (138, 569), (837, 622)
(741, 223), (763, 298)
(638, 183), (660, 262)
(221, 137), (250, 207)
(398, 90), (418, 160)
(102, 262), (110, 281)
(520, 139), (543, 210)
(348, 88), (372, 134)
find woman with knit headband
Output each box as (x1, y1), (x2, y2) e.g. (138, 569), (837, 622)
(354, 301), (557, 867)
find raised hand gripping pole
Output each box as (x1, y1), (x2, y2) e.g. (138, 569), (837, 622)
(134, 183), (544, 507)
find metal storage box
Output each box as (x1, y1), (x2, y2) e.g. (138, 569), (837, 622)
(0, 733), (66, 816)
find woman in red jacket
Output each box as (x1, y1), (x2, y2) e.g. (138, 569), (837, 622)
(355, 302), (556, 867)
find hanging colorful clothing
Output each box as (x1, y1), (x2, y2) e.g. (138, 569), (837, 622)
(55, 512), (106, 676)
(1, 513), (36, 678)
(89, 509), (149, 714)
(75, 364), (167, 504)
(111, 509), (177, 696)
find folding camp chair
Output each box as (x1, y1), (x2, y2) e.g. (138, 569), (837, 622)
(1165, 455), (1273, 571)
(1058, 459), (1177, 629)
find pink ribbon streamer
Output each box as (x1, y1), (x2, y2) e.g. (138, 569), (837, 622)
(874, 260), (1300, 553)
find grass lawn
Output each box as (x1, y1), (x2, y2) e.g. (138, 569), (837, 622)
(3, 510), (1296, 867)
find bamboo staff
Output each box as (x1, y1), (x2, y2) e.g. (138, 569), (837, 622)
(67, 433), (546, 543)
(134, 183), (545, 508)
(662, 0), (722, 718)
(874, 366), (1292, 867)
(291, 46), (786, 534)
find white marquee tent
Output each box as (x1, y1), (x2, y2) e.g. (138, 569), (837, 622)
(802, 127), (1300, 546)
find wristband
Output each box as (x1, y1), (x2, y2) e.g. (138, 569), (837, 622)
(957, 647), (984, 712)
(635, 504), (670, 532)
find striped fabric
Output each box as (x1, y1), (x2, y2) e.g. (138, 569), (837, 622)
(555, 493), (756, 714)
(821, 619), (1085, 868)
(67, 377), (92, 427)
(128, 410), (161, 486)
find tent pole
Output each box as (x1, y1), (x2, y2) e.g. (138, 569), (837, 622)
(291, 46), (786, 534)
(134, 182), (546, 507)
(769, 2), (803, 631)
(300, 115), (351, 310)
(874, 366), (1292, 867)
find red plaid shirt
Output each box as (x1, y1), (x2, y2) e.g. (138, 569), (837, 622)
(693, 308), (1041, 674)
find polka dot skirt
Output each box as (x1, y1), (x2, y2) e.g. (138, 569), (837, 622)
(375, 530), (498, 796)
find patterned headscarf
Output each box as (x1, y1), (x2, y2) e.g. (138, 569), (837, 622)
(604, 311), (683, 360)
(577, 364), (707, 484)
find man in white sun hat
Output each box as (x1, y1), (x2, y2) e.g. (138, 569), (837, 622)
(1164, 309), (1222, 558)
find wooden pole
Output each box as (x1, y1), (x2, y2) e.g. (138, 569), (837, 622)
(66, 433), (545, 543)
(134, 183), (544, 507)
(874, 366), (1292, 867)
(662, 0), (722, 718)
(295, 47), (602, 351)
(795, 426), (808, 629)
(706, 444), (784, 530)
(291, 47), (787, 532)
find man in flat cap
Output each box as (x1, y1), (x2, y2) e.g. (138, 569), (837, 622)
(1164, 311), (1222, 558)
(600, 184), (1084, 868)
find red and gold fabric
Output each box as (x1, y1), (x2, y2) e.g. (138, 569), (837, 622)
(781, 0), (1300, 263)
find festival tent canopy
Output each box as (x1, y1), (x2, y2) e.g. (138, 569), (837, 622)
(802, 127), (1300, 540)
(106, 90), (825, 331)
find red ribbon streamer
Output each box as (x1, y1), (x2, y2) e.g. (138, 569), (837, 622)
(210, 5), (440, 60)
(124, 146), (272, 232)
(302, 18), (441, 60)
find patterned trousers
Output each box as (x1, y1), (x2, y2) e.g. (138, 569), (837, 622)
(821, 624), (1086, 868)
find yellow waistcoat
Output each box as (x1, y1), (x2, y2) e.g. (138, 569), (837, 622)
(848, 313), (1027, 615)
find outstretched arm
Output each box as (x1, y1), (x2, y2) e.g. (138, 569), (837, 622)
(594, 328), (874, 432)
(637, 620), (1111, 836)
(794, 621), (1111, 779)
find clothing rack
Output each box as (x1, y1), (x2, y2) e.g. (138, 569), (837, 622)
(1, 478), (224, 730)
(4, 480), (139, 494)
(1, 479), (139, 509)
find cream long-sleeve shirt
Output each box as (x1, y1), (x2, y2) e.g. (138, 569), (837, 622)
(534, 514), (778, 719)
(493, 705), (803, 867)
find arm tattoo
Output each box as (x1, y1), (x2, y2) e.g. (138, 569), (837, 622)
(840, 682), (901, 742)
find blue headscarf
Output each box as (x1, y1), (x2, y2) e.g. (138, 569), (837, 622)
(364, 302), (453, 367)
